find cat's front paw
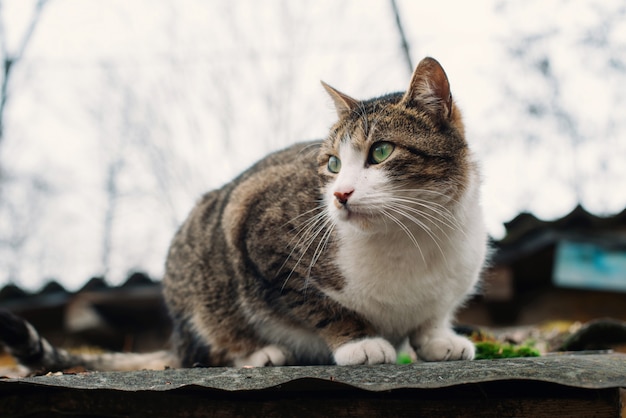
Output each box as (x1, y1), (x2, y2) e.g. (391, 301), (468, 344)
(414, 332), (475, 361)
(234, 345), (289, 367)
(333, 337), (396, 365)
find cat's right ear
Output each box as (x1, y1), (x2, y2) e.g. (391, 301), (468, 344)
(321, 81), (359, 119)
(401, 57), (453, 121)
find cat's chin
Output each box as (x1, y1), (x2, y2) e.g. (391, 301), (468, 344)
(333, 208), (381, 233)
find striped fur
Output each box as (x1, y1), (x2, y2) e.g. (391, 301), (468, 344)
(0, 309), (175, 372)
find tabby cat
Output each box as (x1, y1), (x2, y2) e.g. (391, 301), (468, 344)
(0, 57), (487, 372)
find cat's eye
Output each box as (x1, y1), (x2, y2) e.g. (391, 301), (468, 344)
(327, 155), (341, 173)
(369, 142), (395, 164)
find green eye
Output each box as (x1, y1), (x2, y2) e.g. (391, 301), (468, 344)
(328, 155), (341, 173)
(370, 142), (394, 164)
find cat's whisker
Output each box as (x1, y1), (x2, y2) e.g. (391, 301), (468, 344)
(387, 185), (460, 211)
(382, 186), (468, 235)
(280, 210), (324, 265)
(310, 219), (335, 271)
(379, 208), (427, 265)
(304, 218), (336, 291)
(356, 186), (461, 235)
(385, 197), (462, 235)
(386, 201), (453, 239)
(278, 207), (328, 288)
(297, 142), (324, 159)
(392, 186), (463, 206)
(281, 202), (325, 230)
(358, 102), (369, 135)
(284, 212), (327, 258)
(383, 204), (450, 268)
(280, 208), (334, 292)
(382, 203), (438, 240)
(283, 203), (329, 249)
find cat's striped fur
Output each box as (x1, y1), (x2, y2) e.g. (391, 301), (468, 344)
(0, 57), (487, 372)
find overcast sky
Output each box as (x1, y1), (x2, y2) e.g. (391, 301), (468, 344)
(1, 0), (625, 290)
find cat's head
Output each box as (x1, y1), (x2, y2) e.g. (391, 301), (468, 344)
(318, 57), (472, 233)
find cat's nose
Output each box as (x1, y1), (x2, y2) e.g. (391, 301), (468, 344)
(334, 189), (354, 205)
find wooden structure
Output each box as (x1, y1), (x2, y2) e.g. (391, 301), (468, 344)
(470, 205), (626, 326)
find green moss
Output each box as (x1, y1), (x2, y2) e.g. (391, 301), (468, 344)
(395, 338), (541, 363)
(474, 341), (540, 360)
(396, 352), (413, 365)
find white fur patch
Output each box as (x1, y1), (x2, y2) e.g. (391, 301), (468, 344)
(234, 345), (287, 367)
(412, 328), (475, 361)
(333, 337), (396, 365)
(253, 316), (331, 364)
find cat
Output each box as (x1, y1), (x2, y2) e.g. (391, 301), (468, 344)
(0, 57), (487, 372)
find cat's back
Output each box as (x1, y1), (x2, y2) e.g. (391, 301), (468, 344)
(172, 140), (321, 237)
(162, 140), (323, 316)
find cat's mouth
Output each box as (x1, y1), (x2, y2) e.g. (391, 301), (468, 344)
(334, 203), (377, 225)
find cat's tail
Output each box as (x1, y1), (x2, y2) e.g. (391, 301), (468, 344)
(0, 309), (177, 373)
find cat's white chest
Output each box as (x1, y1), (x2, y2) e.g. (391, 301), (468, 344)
(328, 226), (476, 340)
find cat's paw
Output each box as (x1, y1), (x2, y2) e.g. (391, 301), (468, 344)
(414, 332), (475, 361)
(235, 345), (288, 367)
(333, 337), (396, 365)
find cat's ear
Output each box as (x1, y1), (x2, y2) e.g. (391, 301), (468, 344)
(401, 57), (452, 120)
(321, 81), (359, 118)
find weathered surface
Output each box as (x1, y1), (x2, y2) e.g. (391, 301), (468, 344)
(2, 353), (625, 392)
(0, 354), (624, 417)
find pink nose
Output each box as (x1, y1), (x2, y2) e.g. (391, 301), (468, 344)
(334, 189), (354, 205)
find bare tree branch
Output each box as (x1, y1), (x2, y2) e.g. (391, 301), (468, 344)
(0, 0), (50, 142)
(390, 0), (413, 74)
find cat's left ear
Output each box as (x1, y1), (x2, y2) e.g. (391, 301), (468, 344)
(321, 81), (360, 119)
(401, 57), (452, 120)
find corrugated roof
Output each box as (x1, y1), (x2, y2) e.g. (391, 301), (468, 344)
(2, 353), (625, 391)
(0, 272), (159, 311)
(1, 354), (624, 417)
(492, 205), (626, 265)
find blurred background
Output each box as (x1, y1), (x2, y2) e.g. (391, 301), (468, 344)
(0, 0), (624, 293)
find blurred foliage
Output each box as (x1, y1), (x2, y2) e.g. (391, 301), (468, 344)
(471, 329), (540, 360)
(474, 341), (540, 360)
